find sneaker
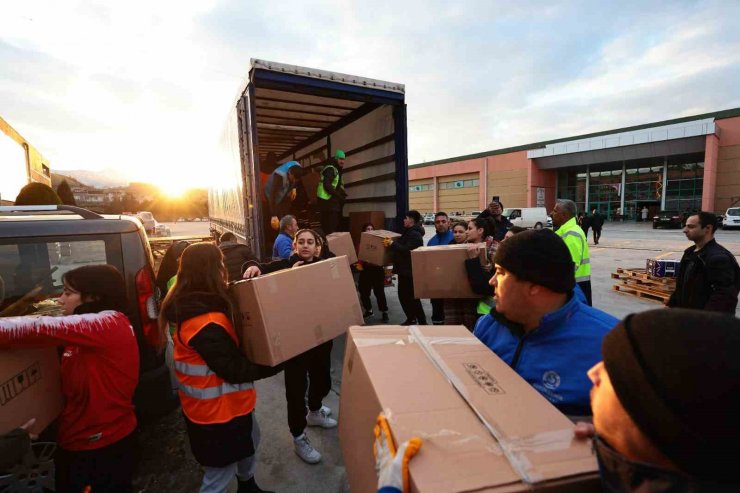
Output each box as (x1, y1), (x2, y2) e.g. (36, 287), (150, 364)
(381, 312), (389, 323)
(237, 476), (275, 493)
(363, 309), (374, 318)
(320, 404), (332, 416)
(294, 434), (321, 464)
(400, 319), (417, 326)
(432, 319), (444, 325)
(306, 408), (338, 428)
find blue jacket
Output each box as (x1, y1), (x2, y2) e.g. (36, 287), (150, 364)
(427, 230), (454, 246)
(272, 232), (293, 260)
(473, 294), (617, 416)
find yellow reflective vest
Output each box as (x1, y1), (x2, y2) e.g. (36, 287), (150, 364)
(316, 165), (344, 200)
(555, 217), (591, 283)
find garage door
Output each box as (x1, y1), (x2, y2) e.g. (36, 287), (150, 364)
(438, 173), (479, 215)
(409, 179), (434, 214)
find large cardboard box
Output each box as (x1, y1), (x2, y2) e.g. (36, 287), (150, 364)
(358, 230), (401, 266)
(326, 232), (358, 265)
(411, 244), (488, 298)
(339, 325), (600, 493)
(646, 258), (681, 278)
(0, 348), (63, 435)
(349, 211), (386, 247)
(231, 256), (364, 366)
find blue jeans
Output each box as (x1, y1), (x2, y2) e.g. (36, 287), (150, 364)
(199, 414), (261, 493)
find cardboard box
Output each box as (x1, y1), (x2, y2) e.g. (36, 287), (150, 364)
(339, 326), (600, 493)
(326, 232), (358, 265)
(646, 258), (681, 278)
(231, 256), (364, 366)
(411, 244), (488, 298)
(358, 230), (401, 266)
(0, 348), (63, 435)
(350, 211), (386, 247)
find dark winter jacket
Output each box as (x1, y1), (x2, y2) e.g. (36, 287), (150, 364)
(476, 211), (512, 241)
(218, 241), (256, 282)
(165, 292), (281, 467)
(590, 213), (604, 230)
(667, 239), (740, 313)
(389, 223), (425, 277)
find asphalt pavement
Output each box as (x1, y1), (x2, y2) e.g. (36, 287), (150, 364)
(154, 219), (740, 492)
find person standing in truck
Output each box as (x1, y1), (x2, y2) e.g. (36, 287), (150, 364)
(263, 161), (303, 248)
(316, 150), (347, 235)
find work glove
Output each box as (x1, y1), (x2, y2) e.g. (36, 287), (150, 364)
(289, 188), (297, 201)
(270, 216), (279, 231)
(374, 413), (422, 493)
(382, 237), (393, 248)
(355, 262), (364, 271)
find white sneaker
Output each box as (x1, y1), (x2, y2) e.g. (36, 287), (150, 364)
(306, 408), (338, 428)
(320, 405), (332, 416)
(293, 434), (321, 464)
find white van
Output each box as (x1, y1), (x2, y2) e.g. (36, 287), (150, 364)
(502, 207), (549, 229)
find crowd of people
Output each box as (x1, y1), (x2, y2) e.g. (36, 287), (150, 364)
(1, 183), (740, 492)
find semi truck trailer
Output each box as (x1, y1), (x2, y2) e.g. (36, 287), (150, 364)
(209, 59), (409, 259)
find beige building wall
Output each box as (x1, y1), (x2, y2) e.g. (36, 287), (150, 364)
(487, 168), (528, 208)
(715, 144), (740, 212)
(438, 173), (479, 214)
(409, 178), (434, 213)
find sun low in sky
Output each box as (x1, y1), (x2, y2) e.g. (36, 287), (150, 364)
(1, 0), (739, 191)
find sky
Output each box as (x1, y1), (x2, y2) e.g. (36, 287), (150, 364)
(2, 0), (740, 193)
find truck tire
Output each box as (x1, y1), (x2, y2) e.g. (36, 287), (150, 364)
(534, 222), (543, 229)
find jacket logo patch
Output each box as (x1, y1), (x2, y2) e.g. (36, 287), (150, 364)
(542, 370), (561, 390)
(463, 363), (505, 395)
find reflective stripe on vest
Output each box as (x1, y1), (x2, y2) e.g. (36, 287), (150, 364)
(316, 165), (344, 200)
(174, 312), (256, 424)
(476, 296), (495, 315)
(556, 219), (591, 283)
(265, 161), (300, 205)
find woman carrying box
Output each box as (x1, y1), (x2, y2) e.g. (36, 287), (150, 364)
(242, 229), (337, 465)
(0, 264), (139, 493)
(358, 223), (389, 322)
(161, 243), (278, 493)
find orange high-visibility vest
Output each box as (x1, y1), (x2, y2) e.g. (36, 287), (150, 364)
(174, 312), (256, 424)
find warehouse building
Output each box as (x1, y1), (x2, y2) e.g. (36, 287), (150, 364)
(409, 107), (740, 220)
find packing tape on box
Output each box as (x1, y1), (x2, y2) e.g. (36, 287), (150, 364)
(408, 325), (567, 485)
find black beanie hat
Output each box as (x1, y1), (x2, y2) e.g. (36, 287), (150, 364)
(493, 229), (575, 293)
(602, 309), (740, 480)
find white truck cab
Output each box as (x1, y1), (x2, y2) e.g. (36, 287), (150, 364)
(502, 207), (548, 229)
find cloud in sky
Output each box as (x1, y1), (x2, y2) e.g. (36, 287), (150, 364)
(1, 0), (739, 188)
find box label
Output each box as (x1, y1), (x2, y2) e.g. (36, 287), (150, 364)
(0, 362), (42, 406)
(463, 362), (505, 395)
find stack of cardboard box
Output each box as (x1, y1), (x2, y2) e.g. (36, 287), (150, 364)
(411, 244), (488, 298)
(358, 230), (401, 266)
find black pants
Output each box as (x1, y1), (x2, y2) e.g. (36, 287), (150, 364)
(319, 210), (340, 235)
(397, 275), (427, 324)
(55, 431), (137, 493)
(578, 280), (593, 306)
(430, 299), (445, 324)
(284, 341), (333, 437)
(359, 266), (388, 312)
(582, 226), (590, 239)
(592, 227), (602, 244)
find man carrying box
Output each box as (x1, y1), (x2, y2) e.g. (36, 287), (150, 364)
(383, 211), (427, 325)
(426, 212), (453, 325)
(473, 229), (616, 416)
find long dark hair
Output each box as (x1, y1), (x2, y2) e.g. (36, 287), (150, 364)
(63, 264), (128, 314)
(155, 240), (189, 294)
(158, 243), (231, 344)
(468, 217), (494, 240)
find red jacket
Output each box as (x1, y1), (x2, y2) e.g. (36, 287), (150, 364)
(0, 310), (139, 451)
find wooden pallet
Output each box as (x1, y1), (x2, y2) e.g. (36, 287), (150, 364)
(612, 284), (670, 303)
(613, 267), (676, 285)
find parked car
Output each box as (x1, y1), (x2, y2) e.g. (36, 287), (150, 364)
(652, 210), (683, 229)
(502, 207), (549, 229)
(723, 207), (740, 230)
(0, 205), (176, 419)
(154, 224), (171, 237)
(470, 211), (482, 217)
(547, 216), (553, 228)
(136, 211), (157, 234)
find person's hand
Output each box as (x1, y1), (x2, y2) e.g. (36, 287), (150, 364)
(383, 237), (393, 248)
(292, 260), (305, 268)
(20, 418), (38, 440)
(289, 188), (297, 201)
(573, 421), (595, 440)
(242, 266), (261, 279)
(466, 244), (482, 259)
(374, 413), (422, 493)
(355, 262), (364, 271)
(270, 216), (280, 231)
